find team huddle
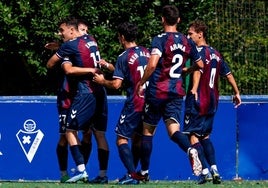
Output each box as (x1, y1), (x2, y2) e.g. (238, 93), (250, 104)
(45, 5), (241, 185)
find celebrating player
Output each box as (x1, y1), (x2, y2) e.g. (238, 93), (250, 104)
(184, 20), (241, 184)
(94, 22), (150, 184)
(136, 5), (204, 179)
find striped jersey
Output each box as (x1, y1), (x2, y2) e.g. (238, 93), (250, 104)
(57, 70), (73, 109)
(193, 45), (231, 115)
(56, 34), (102, 94)
(113, 46), (150, 112)
(146, 32), (201, 99)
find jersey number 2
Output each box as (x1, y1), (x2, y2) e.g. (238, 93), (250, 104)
(170, 54), (183, 78)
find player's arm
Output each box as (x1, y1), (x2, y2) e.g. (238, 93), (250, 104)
(190, 70), (202, 100)
(46, 54), (61, 69)
(98, 59), (115, 72)
(226, 73), (241, 108)
(140, 54), (159, 85)
(136, 54), (159, 97)
(44, 42), (60, 51)
(183, 59), (204, 74)
(62, 62), (99, 76)
(93, 73), (122, 89)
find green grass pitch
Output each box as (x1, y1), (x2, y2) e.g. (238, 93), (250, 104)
(0, 180), (268, 188)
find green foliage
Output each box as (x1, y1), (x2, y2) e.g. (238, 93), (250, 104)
(207, 0), (267, 95)
(0, 0), (267, 95)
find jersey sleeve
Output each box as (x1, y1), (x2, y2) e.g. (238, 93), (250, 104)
(150, 35), (164, 57)
(113, 52), (125, 80)
(220, 59), (231, 76)
(188, 38), (202, 63)
(56, 42), (73, 59)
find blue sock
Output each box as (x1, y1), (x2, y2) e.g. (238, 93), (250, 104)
(98, 148), (109, 171)
(70, 145), (85, 166)
(170, 131), (190, 153)
(201, 138), (216, 166)
(56, 144), (68, 171)
(118, 143), (135, 173)
(192, 142), (208, 169)
(140, 135), (153, 171)
(131, 134), (142, 169)
(80, 141), (92, 165)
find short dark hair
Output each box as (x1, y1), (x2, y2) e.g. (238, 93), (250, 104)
(117, 22), (138, 42)
(188, 20), (208, 39)
(162, 5), (180, 26)
(58, 16), (79, 31)
(77, 18), (89, 27)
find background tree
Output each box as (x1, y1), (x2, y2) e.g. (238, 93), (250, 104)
(0, 0), (267, 95)
(208, 0), (268, 94)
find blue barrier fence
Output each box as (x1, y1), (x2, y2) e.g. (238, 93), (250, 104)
(0, 95), (267, 181)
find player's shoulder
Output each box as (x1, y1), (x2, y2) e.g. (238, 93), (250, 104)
(61, 38), (78, 48)
(208, 46), (222, 57)
(118, 50), (127, 57)
(138, 45), (150, 52)
(83, 34), (96, 41)
(155, 32), (167, 38)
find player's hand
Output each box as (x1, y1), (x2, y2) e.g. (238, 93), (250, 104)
(181, 67), (188, 78)
(44, 42), (60, 50)
(182, 67), (188, 73)
(97, 59), (111, 69)
(190, 90), (198, 101)
(233, 94), (242, 108)
(93, 68), (103, 75)
(98, 59), (107, 67)
(136, 81), (145, 98)
(93, 73), (105, 85)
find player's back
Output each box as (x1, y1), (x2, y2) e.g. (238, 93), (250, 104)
(147, 32), (201, 99)
(57, 34), (102, 94)
(114, 46), (150, 112)
(57, 34), (99, 68)
(197, 46), (230, 115)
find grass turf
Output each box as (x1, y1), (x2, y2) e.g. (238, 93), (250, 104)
(0, 180), (268, 188)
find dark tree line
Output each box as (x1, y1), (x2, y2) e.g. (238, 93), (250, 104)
(0, 0), (267, 95)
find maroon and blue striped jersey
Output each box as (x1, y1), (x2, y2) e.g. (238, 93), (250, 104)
(56, 34), (101, 94)
(146, 32), (201, 99)
(57, 72), (72, 109)
(194, 45), (231, 115)
(113, 46), (150, 112)
(52, 61), (74, 110)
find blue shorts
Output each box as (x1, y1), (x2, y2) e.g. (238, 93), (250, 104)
(66, 93), (96, 131)
(115, 103), (143, 139)
(90, 87), (108, 132)
(143, 96), (183, 126)
(183, 93), (215, 137)
(58, 108), (69, 134)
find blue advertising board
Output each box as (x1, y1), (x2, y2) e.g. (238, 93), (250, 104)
(237, 102), (268, 180)
(0, 95), (267, 181)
